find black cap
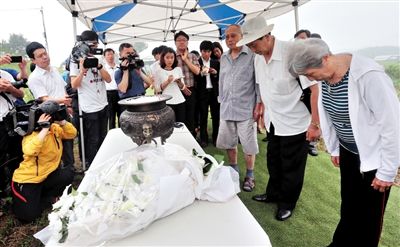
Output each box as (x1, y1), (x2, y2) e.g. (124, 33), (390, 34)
(174, 31), (189, 41)
(80, 30), (98, 42)
(39, 101), (60, 115)
(26, 42), (45, 59)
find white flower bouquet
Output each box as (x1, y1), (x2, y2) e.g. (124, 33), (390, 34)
(34, 143), (239, 246)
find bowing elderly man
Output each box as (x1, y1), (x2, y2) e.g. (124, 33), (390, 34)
(237, 16), (320, 221)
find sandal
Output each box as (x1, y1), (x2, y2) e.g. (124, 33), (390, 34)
(243, 177), (255, 192)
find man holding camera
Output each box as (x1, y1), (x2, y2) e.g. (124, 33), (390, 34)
(26, 42), (75, 176)
(0, 70), (24, 202)
(114, 43), (152, 105)
(69, 30), (111, 168)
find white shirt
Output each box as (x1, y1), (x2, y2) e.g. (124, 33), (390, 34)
(28, 66), (66, 99)
(255, 39), (316, 136)
(0, 70), (16, 121)
(69, 62), (108, 113)
(201, 57), (212, 89)
(154, 67), (185, 105)
(149, 61), (161, 76)
(319, 54), (400, 182)
(104, 62), (118, 91)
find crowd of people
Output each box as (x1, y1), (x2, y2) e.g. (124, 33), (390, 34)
(0, 16), (399, 246)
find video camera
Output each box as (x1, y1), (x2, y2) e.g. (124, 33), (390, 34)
(4, 101), (68, 137)
(70, 36), (103, 69)
(119, 54), (144, 70)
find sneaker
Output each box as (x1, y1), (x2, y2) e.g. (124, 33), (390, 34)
(242, 177), (255, 192)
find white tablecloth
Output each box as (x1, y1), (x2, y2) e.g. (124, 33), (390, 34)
(87, 126), (271, 246)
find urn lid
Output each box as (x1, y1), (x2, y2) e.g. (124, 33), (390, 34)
(118, 95), (172, 112)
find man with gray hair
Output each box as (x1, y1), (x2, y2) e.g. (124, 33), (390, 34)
(237, 16), (320, 221)
(217, 24), (263, 192)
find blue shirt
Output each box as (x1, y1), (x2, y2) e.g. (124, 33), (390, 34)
(114, 69), (145, 99)
(2, 68), (18, 81)
(218, 46), (259, 121)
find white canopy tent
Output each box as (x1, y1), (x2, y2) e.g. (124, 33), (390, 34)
(58, 0), (310, 169)
(58, 0), (310, 44)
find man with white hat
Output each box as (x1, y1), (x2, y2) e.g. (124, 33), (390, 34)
(237, 16), (320, 221)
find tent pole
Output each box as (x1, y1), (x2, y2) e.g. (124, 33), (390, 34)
(293, 0), (299, 31)
(71, 0), (87, 171)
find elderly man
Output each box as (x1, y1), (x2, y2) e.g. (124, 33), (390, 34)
(237, 16), (320, 221)
(217, 24), (262, 192)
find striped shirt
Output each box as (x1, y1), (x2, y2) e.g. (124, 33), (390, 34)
(322, 70), (358, 153)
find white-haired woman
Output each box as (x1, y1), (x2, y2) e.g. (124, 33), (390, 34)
(287, 38), (399, 247)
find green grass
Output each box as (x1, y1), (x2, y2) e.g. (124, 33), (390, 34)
(203, 133), (400, 247)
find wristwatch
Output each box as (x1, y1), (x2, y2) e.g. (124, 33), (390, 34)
(97, 64), (103, 70)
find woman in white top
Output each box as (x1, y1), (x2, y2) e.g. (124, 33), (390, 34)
(154, 47), (186, 123)
(287, 38), (399, 247)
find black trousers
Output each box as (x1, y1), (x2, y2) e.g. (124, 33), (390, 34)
(82, 106), (108, 166)
(106, 90), (121, 129)
(328, 146), (391, 247)
(183, 87), (197, 136)
(198, 89), (220, 144)
(0, 122), (23, 198)
(11, 167), (74, 222)
(265, 124), (308, 210)
(168, 102), (186, 123)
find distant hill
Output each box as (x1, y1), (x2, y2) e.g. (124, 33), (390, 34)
(354, 46), (400, 59)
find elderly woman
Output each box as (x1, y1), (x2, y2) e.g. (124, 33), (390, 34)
(287, 38), (399, 247)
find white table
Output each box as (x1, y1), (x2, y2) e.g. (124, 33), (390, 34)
(89, 126), (271, 246)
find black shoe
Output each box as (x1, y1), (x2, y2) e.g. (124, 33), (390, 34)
(252, 193), (277, 203)
(276, 209), (292, 221)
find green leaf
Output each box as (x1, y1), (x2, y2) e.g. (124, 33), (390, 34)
(138, 162), (144, 171)
(192, 148), (198, 156)
(71, 187), (78, 196)
(81, 192), (88, 196)
(132, 174), (142, 184)
(59, 216), (69, 243)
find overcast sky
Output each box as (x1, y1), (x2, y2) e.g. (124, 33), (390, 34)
(0, 0), (399, 66)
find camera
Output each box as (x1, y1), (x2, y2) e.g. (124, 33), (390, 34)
(70, 40), (103, 68)
(11, 79), (28, 89)
(120, 54), (144, 70)
(4, 101), (68, 136)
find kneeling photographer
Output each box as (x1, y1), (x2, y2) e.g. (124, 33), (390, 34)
(115, 43), (152, 111)
(11, 101), (77, 222)
(0, 70), (24, 204)
(69, 30), (111, 169)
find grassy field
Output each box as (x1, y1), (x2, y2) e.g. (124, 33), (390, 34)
(203, 133), (400, 247)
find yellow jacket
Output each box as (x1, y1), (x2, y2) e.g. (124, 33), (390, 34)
(12, 122), (77, 184)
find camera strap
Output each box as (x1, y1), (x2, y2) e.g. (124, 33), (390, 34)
(0, 92), (14, 110)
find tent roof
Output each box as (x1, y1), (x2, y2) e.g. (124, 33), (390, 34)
(58, 0), (310, 44)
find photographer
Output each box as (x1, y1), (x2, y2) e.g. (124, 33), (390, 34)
(115, 43), (152, 105)
(69, 30), (111, 168)
(11, 101), (76, 222)
(0, 71), (24, 207)
(26, 42), (75, 176)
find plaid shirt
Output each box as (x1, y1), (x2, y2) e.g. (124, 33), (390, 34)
(176, 53), (199, 88)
